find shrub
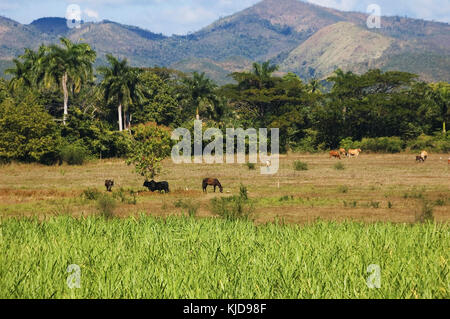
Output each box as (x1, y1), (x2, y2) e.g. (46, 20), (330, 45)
(340, 137), (361, 151)
(416, 199), (434, 223)
(338, 185), (349, 193)
(294, 161), (308, 171)
(82, 188), (101, 201)
(60, 143), (89, 165)
(113, 188), (137, 205)
(174, 199), (199, 217)
(334, 162), (345, 170)
(210, 185), (254, 221)
(246, 162), (256, 170)
(407, 133), (450, 153)
(359, 137), (404, 153)
(96, 195), (117, 219)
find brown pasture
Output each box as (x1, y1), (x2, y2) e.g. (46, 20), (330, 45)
(0, 153), (449, 223)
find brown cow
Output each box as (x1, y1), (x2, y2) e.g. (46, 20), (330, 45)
(416, 156), (425, 163)
(348, 149), (362, 158)
(421, 151), (428, 161)
(329, 151), (341, 159)
(203, 178), (223, 193)
(339, 148), (347, 157)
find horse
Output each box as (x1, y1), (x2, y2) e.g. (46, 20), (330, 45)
(203, 178), (223, 193)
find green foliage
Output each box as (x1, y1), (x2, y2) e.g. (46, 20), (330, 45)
(334, 162), (345, 171)
(174, 199), (199, 217)
(126, 123), (173, 180)
(359, 137), (404, 153)
(294, 160), (308, 171)
(61, 109), (131, 158)
(60, 143), (89, 165)
(82, 188), (102, 201)
(210, 185), (254, 221)
(2, 217), (449, 298)
(0, 94), (61, 164)
(132, 71), (180, 127)
(407, 133), (450, 153)
(113, 188), (137, 205)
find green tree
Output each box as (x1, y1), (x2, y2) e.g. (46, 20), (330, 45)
(126, 123), (173, 180)
(132, 71), (180, 127)
(98, 54), (144, 131)
(0, 93), (61, 164)
(179, 72), (217, 119)
(427, 82), (449, 133)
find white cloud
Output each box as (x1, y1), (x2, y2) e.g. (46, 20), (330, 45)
(84, 8), (100, 20)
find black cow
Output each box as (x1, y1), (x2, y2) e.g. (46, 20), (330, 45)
(416, 156), (425, 163)
(144, 180), (170, 193)
(105, 180), (114, 192)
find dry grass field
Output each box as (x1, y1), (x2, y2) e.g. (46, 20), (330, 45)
(0, 153), (449, 223)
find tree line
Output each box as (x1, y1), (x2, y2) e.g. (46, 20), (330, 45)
(0, 37), (448, 165)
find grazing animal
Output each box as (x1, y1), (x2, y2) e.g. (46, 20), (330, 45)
(203, 178), (223, 193)
(143, 180), (170, 193)
(339, 148), (347, 157)
(329, 151), (341, 159)
(448, 158), (450, 165)
(348, 149), (362, 158)
(421, 151), (428, 161)
(105, 180), (114, 192)
(416, 156), (425, 163)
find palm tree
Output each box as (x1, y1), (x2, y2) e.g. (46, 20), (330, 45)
(5, 46), (49, 91)
(45, 37), (96, 124)
(98, 54), (144, 131)
(308, 78), (323, 94)
(252, 61), (278, 88)
(5, 58), (33, 91)
(180, 72), (217, 119)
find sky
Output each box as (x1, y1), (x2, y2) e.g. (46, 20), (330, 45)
(0, 0), (449, 35)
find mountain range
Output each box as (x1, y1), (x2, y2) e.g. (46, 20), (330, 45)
(0, 0), (449, 84)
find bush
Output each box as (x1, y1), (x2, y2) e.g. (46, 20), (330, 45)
(359, 137), (404, 153)
(210, 185), (253, 221)
(60, 143), (89, 165)
(174, 199), (199, 217)
(416, 199), (434, 223)
(96, 195), (117, 219)
(340, 137), (361, 151)
(246, 162), (256, 170)
(82, 188), (101, 201)
(407, 133), (450, 153)
(61, 109), (132, 159)
(334, 162), (345, 170)
(113, 188), (137, 205)
(294, 161), (308, 171)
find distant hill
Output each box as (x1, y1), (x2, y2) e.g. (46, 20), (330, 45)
(0, 0), (449, 83)
(30, 17), (70, 35)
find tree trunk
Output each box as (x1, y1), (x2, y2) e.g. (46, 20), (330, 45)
(123, 108), (127, 131)
(118, 104), (123, 131)
(62, 72), (68, 125)
(444, 121), (447, 134)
